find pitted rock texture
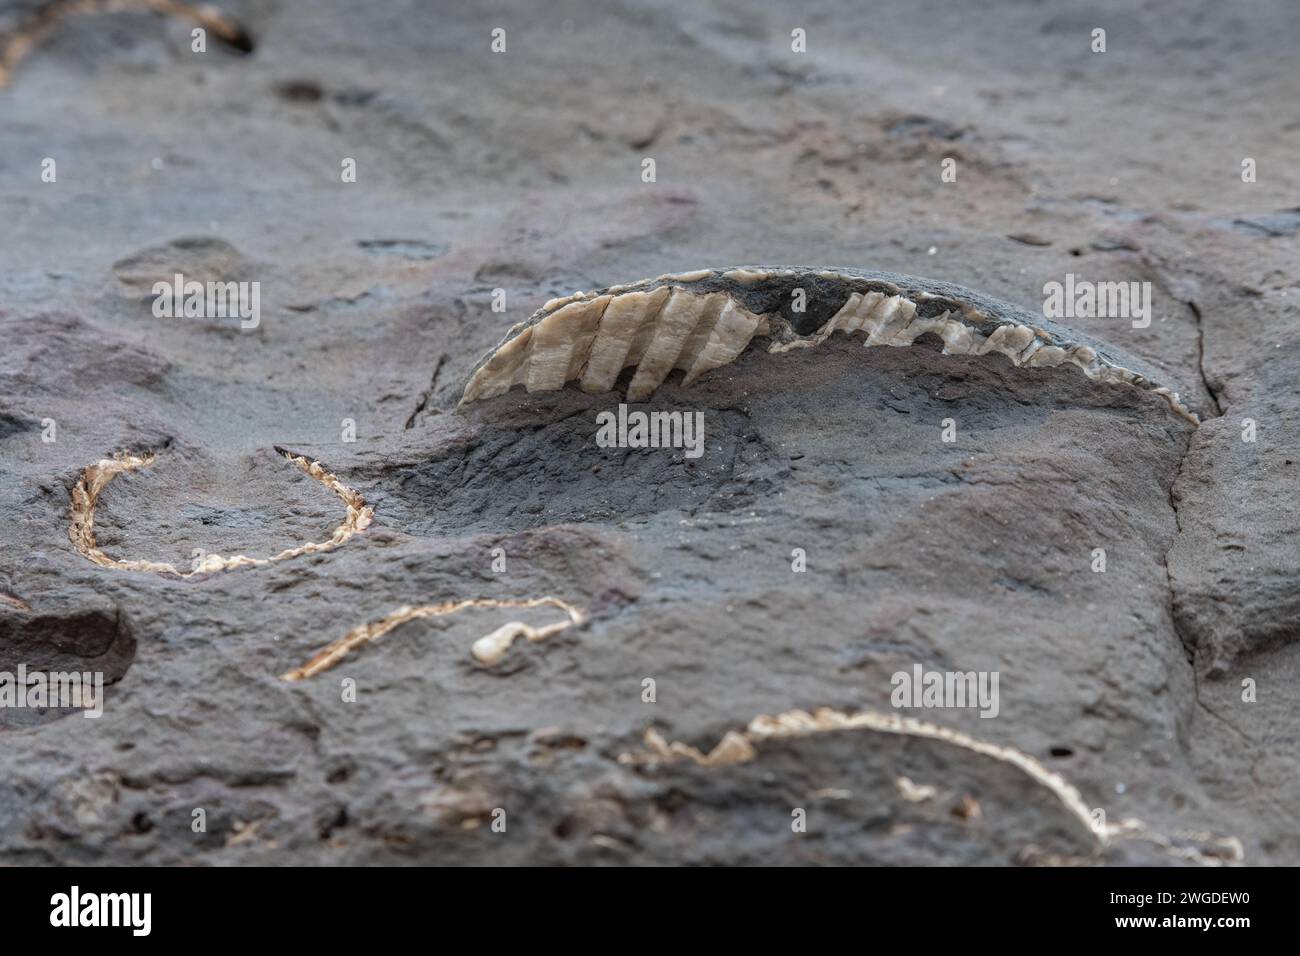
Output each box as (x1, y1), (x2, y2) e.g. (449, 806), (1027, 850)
(0, 0), (1297, 866)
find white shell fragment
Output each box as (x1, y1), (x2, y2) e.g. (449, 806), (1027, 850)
(525, 294), (610, 392)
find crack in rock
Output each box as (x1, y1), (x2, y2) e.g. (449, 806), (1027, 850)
(1187, 300), (1225, 417)
(403, 353), (448, 430)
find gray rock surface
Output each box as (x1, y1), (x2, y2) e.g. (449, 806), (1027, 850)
(0, 0), (1296, 865)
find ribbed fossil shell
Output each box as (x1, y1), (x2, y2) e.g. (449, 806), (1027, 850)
(460, 267), (1199, 424)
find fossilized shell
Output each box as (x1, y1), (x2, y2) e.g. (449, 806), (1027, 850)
(281, 597), (586, 681)
(617, 705), (1244, 866)
(459, 267), (1199, 424)
(0, 0), (254, 89)
(68, 448), (372, 577)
